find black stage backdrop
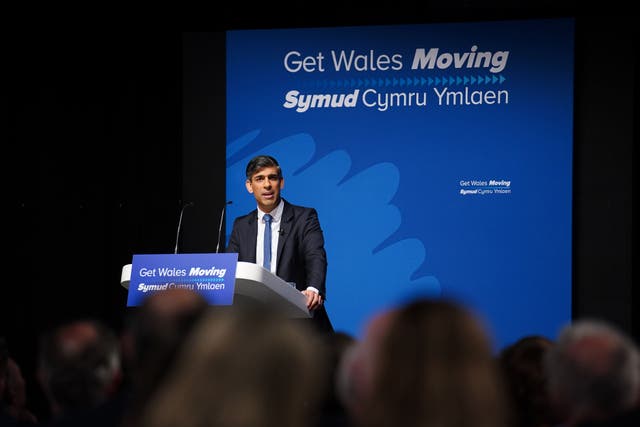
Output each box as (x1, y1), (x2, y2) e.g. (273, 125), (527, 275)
(3, 8), (637, 421)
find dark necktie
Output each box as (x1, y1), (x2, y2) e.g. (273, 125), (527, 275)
(263, 213), (272, 270)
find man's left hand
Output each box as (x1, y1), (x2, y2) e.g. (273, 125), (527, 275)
(302, 289), (323, 311)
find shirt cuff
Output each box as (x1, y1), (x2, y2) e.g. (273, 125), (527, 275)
(306, 286), (320, 295)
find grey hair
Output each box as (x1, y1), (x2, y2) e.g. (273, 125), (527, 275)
(545, 319), (640, 418)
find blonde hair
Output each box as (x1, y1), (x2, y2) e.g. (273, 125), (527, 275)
(141, 306), (327, 427)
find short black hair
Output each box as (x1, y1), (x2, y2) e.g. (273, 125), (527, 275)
(245, 155), (282, 180)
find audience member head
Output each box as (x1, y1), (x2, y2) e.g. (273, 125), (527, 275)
(544, 319), (640, 426)
(3, 357), (38, 424)
(336, 307), (396, 423)
(140, 304), (327, 427)
(0, 336), (15, 426)
(119, 288), (210, 426)
(338, 298), (508, 427)
(499, 335), (559, 427)
(315, 331), (357, 427)
(36, 318), (122, 418)
(323, 331), (357, 397)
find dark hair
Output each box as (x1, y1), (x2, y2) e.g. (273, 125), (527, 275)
(499, 335), (558, 427)
(38, 319), (121, 411)
(245, 155), (282, 180)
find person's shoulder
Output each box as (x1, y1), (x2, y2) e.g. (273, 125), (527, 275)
(283, 201), (320, 220)
(283, 199), (315, 213)
(233, 209), (257, 223)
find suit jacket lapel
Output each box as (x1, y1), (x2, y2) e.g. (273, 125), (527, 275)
(277, 201), (293, 260)
(247, 209), (258, 262)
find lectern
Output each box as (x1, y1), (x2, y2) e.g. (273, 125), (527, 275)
(121, 259), (310, 318)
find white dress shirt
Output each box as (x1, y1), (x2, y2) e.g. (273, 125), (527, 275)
(255, 200), (319, 295)
(256, 200), (283, 275)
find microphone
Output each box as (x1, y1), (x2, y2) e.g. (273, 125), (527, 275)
(216, 201), (233, 253)
(174, 201), (194, 254)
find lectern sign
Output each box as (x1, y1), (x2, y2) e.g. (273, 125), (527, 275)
(127, 253), (238, 306)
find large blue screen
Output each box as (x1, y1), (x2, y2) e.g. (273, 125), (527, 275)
(225, 18), (574, 348)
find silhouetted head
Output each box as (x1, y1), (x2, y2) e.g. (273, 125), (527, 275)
(339, 298), (508, 427)
(545, 319), (640, 424)
(37, 319), (121, 417)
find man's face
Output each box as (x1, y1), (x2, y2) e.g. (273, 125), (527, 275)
(246, 166), (284, 213)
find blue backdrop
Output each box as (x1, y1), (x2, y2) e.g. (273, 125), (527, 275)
(225, 18), (574, 349)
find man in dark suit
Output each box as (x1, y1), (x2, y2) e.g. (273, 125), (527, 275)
(226, 154), (334, 334)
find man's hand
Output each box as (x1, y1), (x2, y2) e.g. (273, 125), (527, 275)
(302, 289), (323, 311)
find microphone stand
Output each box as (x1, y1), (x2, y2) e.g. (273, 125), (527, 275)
(174, 201), (194, 254)
(216, 201), (233, 253)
